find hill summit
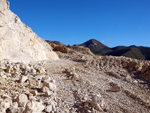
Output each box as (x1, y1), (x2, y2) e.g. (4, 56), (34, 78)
(80, 39), (109, 53)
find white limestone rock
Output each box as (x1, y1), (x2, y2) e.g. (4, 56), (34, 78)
(16, 94), (28, 107)
(44, 105), (52, 113)
(41, 86), (53, 96)
(43, 81), (57, 92)
(87, 94), (104, 112)
(19, 76), (28, 83)
(8, 102), (18, 113)
(0, 0), (59, 63)
(25, 100), (45, 113)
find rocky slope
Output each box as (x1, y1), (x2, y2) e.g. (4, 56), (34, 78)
(0, 1), (150, 113)
(0, 51), (150, 113)
(0, 0), (59, 63)
(47, 41), (94, 55)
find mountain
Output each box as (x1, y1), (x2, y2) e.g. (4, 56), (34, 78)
(79, 39), (150, 60)
(0, 0), (59, 63)
(80, 39), (110, 53)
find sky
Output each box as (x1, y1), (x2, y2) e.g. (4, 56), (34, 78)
(8, 0), (150, 47)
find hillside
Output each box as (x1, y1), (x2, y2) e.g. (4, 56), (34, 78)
(105, 46), (150, 60)
(46, 40), (94, 55)
(80, 39), (150, 60)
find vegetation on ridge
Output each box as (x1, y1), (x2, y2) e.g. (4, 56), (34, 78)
(80, 39), (150, 60)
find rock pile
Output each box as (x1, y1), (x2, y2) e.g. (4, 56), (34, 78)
(83, 56), (150, 82)
(0, 55), (150, 113)
(0, 59), (107, 113)
(0, 60), (58, 113)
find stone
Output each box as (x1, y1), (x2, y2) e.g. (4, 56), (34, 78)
(87, 94), (104, 112)
(45, 89), (53, 96)
(44, 105), (52, 113)
(109, 82), (121, 92)
(25, 100), (45, 113)
(31, 68), (36, 75)
(29, 95), (37, 101)
(19, 76), (28, 83)
(43, 81), (57, 92)
(141, 65), (148, 73)
(106, 71), (120, 78)
(37, 67), (46, 74)
(143, 70), (150, 81)
(35, 74), (43, 81)
(5, 65), (13, 73)
(42, 86), (49, 92)
(7, 102), (18, 113)
(144, 69), (150, 75)
(52, 104), (56, 111)
(91, 94), (104, 108)
(16, 94), (28, 107)
(0, 108), (6, 113)
(3, 97), (12, 109)
(71, 73), (79, 80)
(18, 107), (25, 113)
(12, 94), (18, 100)
(30, 90), (38, 96)
(42, 86), (53, 96)
(42, 76), (51, 82)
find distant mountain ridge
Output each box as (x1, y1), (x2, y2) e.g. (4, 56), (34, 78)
(79, 39), (150, 60)
(45, 39), (150, 60)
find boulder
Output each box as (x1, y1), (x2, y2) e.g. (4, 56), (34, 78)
(86, 94), (104, 112)
(25, 101), (45, 113)
(19, 76), (28, 83)
(30, 90), (38, 96)
(109, 82), (121, 92)
(42, 86), (53, 96)
(44, 105), (52, 113)
(2, 97), (12, 110)
(7, 102), (18, 113)
(16, 94), (28, 107)
(43, 81), (57, 92)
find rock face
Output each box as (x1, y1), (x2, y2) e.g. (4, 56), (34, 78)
(0, 0), (59, 63)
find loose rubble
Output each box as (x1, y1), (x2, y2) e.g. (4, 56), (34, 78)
(0, 54), (150, 113)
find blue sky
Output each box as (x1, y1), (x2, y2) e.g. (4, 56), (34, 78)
(8, 0), (150, 47)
